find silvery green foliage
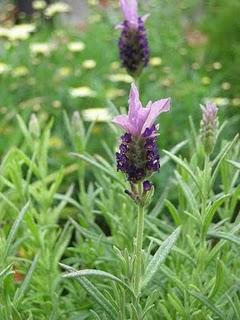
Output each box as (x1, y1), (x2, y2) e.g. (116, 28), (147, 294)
(0, 114), (239, 319)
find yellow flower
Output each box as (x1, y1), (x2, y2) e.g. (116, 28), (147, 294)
(70, 87), (96, 98)
(67, 41), (85, 52)
(213, 97), (229, 106)
(161, 78), (173, 87)
(149, 57), (162, 67)
(221, 82), (231, 91)
(232, 98), (240, 107)
(0, 62), (10, 75)
(201, 76), (211, 85)
(88, 0), (98, 5)
(57, 67), (71, 78)
(49, 136), (64, 149)
(106, 88), (125, 99)
(82, 59), (96, 69)
(108, 73), (133, 83)
(52, 100), (62, 108)
(45, 2), (71, 17)
(212, 62), (222, 70)
(12, 66), (29, 77)
(110, 61), (120, 70)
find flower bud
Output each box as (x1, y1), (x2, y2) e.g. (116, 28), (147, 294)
(119, 17), (149, 77)
(29, 113), (40, 138)
(200, 103), (218, 155)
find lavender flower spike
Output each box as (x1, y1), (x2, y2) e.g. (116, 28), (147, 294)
(200, 102), (218, 155)
(118, 0), (150, 77)
(113, 83), (170, 193)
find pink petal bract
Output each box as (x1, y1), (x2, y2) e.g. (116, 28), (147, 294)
(141, 98), (171, 134)
(112, 83), (171, 136)
(120, 0), (138, 27)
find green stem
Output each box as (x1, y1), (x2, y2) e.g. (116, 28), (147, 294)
(134, 204), (145, 296)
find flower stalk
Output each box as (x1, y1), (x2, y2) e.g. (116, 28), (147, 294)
(133, 198), (145, 296)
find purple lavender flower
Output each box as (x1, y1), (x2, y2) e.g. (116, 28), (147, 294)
(117, 0), (149, 77)
(113, 83), (170, 189)
(200, 103), (218, 154)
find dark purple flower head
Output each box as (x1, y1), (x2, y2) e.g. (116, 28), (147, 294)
(117, 0), (149, 77)
(113, 83), (171, 185)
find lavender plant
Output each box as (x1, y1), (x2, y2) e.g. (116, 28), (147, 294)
(0, 108), (239, 319)
(61, 84), (182, 319)
(113, 83), (175, 298)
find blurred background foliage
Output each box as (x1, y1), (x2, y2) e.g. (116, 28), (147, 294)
(0, 0), (239, 153)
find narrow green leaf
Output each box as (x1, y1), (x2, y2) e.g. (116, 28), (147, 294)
(142, 227), (181, 288)
(14, 252), (40, 306)
(4, 201), (30, 260)
(16, 114), (33, 147)
(90, 310), (102, 320)
(227, 159), (240, 170)
(211, 134), (239, 186)
(0, 264), (13, 279)
(175, 171), (199, 216)
(202, 194), (230, 236)
(227, 295), (240, 320)
(69, 218), (110, 245)
(167, 293), (186, 317)
(163, 150), (201, 193)
(71, 153), (124, 185)
(0, 192), (19, 212)
(190, 290), (225, 319)
(161, 140), (188, 167)
(149, 237), (195, 265)
(60, 264), (118, 318)
(164, 199), (181, 225)
(60, 263), (135, 297)
(209, 259), (224, 299)
(149, 183), (170, 218)
(207, 231), (240, 245)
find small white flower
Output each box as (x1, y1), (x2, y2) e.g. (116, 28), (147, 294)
(108, 73), (133, 83)
(30, 43), (52, 56)
(70, 87), (96, 98)
(82, 108), (111, 122)
(0, 24), (36, 41)
(45, 2), (71, 17)
(82, 60), (96, 69)
(67, 41), (85, 53)
(149, 57), (162, 67)
(33, 0), (47, 10)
